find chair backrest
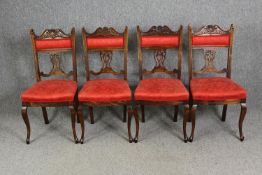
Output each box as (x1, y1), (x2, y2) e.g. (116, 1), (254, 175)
(137, 25), (183, 80)
(82, 27), (128, 81)
(188, 24), (234, 81)
(30, 28), (77, 82)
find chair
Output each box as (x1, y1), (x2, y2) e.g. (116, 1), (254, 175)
(135, 25), (190, 142)
(186, 24), (247, 142)
(78, 26), (139, 143)
(20, 28), (84, 144)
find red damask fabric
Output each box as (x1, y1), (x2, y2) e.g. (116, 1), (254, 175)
(78, 79), (131, 102)
(21, 80), (77, 102)
(190, 77), (246, 100)
(135, 78), (189, 101)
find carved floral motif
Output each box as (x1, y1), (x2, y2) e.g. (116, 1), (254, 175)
(37, 29), (69, 39)
(144, 26), (177, 35)
(194, 25), (227, 35)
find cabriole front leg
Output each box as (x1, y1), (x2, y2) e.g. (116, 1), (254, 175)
(239, 103), (247, 141)
(133, 106), (140, 143)
(21, 106), (31, 144)
(69, 106), (78, 144)
(77, 106), (85, 144)
(188, 104), (197, 142)
(127, 107), (133, 143)
(127, 106), (140, 143)
(183, 105), (190, 143)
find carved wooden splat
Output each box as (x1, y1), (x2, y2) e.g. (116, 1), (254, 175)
(193, 48), (227, 74)
(40, 53), (72, 77)
(154, 49), (166, 69)
(143, 49), (177, 74)
(100, 51), (112, 69)
(90, 51), (124, 75)
(49, 53), (65, 75)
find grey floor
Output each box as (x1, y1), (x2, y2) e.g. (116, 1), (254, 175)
(0, 104), (261, 175)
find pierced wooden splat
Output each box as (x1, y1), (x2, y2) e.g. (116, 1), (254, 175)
(40, 52), (73, 77)
(90, 51), (124, 75)
(143, 49), (178, 75)
(37, 29), (70, 39)
(193, 48), (227, 74)
(194, 25), (227, 36)
(89, 27), (122, 37)
(143, 26), (178, 36)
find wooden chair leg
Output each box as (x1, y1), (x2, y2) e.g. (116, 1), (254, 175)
(239, 103), (247, 141)
(141, 105), (145, 123)
(183, 105), (190, 143)
(127, 107), (133, 143)
(123, 105), (127, 123)
(89, 106), (94, 124)
(221, 104), (227, 122)
(41, 107), (49, 124)
(69, 106), (78, 144)
(188, 105), (197, 142)
(21, 107), (31, 144)
(77, 106), (85, 144)
(173, 105), (179, 122)
(133, 106), (140, 143)
(127, 106), (140, 143)
(75, 105), (80, 124)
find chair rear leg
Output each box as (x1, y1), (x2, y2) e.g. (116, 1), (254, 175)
(21, 107), (31, 144)
(89, 106), (94, 124)
(41, 107), (49, 124)
(239, 103), (247, 141)
(77, 106), (85, 144)
(188, 105), (197, 142)
(173, 105), (179, 122)
(127, 107), (133, 143)
(141, 105), (145, 122)
(183, 105), (190, 143)
(123, 105), (127, 123)
(221, 104), (227, 122)
(133, 106), (140, 143)
(69, 106), (78, 144)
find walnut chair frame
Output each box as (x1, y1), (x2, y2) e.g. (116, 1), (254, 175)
(186, 24), (247, 142)
(78, 26), (139, 143)
(21, 28), (84, 144)
(136, 25), (190, 142)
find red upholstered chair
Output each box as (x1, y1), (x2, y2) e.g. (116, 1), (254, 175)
(20, 28), (84, 144)
(78, 27), (139, 143)
(186, 24), (247, 142)
(135, 25), (190, 142)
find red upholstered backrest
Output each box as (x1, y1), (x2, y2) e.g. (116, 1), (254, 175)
(35, 38), (72, 51)
(141, 35), (180, 47)
(86, 37), (124, 49)
(192, 35), (230, 46)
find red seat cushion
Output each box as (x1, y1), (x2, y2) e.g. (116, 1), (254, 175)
(78, 79), (131, 102)
(135, 78), (189, 101)
(21, 80), (77, 103)
(190, 77), (246, 101)
(86, 37), (124, 49)
(141, 36), (180, 47)
(35, 39), (72, 50)
(192, 35), (230, 46)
